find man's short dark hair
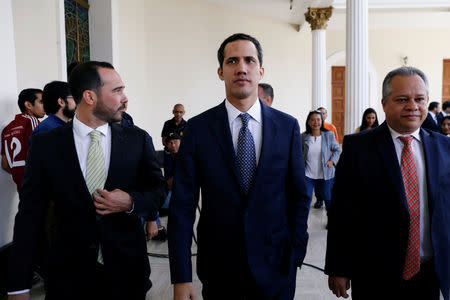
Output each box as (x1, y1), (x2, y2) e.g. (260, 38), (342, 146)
(258, 83), (274, 101)
(68, 61), (114, 104)
(442, 100), (450, 111)
(217, 33), (263, 69)
(18, 88), (43, 113)
(42, 81), (71, 114)
(428, 101), (439, 111)
(382, 66), (429, 100)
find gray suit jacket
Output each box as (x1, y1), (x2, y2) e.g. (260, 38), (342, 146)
(301, 130), (341, 180)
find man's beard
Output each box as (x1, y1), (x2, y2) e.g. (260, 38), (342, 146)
(62, 105), (75, 119)
(93, 97), (125, 123)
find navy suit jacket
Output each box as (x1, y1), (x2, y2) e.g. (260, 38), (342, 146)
(325, 122), (450, 299)
(422, 112), (440, 132)
(8, 122), (166, 298)
(168, 100), (310, 298)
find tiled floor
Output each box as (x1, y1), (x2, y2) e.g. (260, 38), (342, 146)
(20, 204), (444, 300)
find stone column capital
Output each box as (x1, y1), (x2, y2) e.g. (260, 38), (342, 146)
(305, 6), (333, 30)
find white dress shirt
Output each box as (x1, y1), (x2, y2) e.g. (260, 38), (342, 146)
(305, 135), (324, 179)
(72, 115), (111, 180)
(388, 125), (433, 262)
(225, 99), (263, 165)
(8, 116), (112, 296)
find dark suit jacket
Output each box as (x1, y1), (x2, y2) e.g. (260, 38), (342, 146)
(325, 122), (450, 300)
(168, 101), (310, 299)
(8, 122), (166, 299)
(422, 112), (440, 132)
(437, 111), (445, 126)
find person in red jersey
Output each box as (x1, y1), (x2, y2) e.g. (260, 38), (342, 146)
(1, 88), (45, 191)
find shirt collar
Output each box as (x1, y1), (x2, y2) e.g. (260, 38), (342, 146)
(48, 114), (66, 125)
(73, 115), (109, 138)
(225, 98), (261, 124)
(429, 111), (436, 118)
(387, 124), (421, 143)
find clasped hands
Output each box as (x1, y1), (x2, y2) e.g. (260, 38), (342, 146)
(93, 189), (133, 215)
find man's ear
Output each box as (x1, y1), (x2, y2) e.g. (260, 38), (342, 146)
(259, 66), (264, 80)
(82, 90), (96, 105)
(24, 100), (34, 111)
(57, 98), (65, 109)
(218, 67), (224, 81)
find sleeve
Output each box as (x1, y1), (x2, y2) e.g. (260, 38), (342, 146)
(329, 132), (342, 165)
(8, 135), (48, 291)
(167, 122), (199, 283)
(161, 121), (169, 137)
(286, 120), (310, 266)
(126, 132), (167, 220)
(325, 135), (356, 278)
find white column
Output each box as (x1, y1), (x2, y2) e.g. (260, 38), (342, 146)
(312, 29), (326, 109)
(305, 7), (333, 110)
(345, 0), (369, 134)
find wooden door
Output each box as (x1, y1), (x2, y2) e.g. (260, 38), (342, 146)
(442, 59), (450, 104)
(332, 66), (345, 144)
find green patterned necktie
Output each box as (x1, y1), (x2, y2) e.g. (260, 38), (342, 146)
(86, 130), (105, 264)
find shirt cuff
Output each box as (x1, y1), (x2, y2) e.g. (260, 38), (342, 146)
(8, 289), (30, 295)
(126, 201), (135, 214)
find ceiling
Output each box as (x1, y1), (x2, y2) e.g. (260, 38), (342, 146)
(201, 0), (450, 26)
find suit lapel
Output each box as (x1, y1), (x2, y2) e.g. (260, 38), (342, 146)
(60, 122), (92, 199)
(250, 102), (278, 195)
(420, 129), (438, 212)
(375, 123), (409, 211)
(104, 123), (125, 190)
(210, 102), (241, 188)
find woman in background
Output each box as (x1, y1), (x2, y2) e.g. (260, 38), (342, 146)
(440, 115), (450, 136)
(301, 110), (341, 218)
(355, 108), (379, 133)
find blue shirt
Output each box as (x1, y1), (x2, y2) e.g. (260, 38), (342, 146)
(29, 114), (66, 145)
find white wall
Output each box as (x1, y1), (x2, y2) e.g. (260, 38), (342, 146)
(0, 0), (19, 248)
(12, 0), (65, 91)
(118, 0), (313, 149)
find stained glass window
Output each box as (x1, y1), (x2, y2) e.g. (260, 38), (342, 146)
(65, 0), (90, 67)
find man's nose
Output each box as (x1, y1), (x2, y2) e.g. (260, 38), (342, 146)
(236, 61), (247, 74)
(405, 98), (418, 110)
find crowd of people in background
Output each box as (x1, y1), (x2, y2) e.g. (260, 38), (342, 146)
(1, 32), (449, 300)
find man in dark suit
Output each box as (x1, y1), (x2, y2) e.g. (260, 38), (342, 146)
(8, 61), (166, 300)
(421, 101), (440, 132)
(168, 33), (310, 300)
(325, 66), (450, 300)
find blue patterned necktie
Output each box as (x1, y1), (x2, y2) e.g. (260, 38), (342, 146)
(236, 113), (256, 195)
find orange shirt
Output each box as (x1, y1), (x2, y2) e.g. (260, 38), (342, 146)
(324, 122), (339, 143)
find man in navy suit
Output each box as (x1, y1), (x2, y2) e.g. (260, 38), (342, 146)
(168, 33), (310, 300)
(8, 61), (166, 300)
(325, 66), (450, 300)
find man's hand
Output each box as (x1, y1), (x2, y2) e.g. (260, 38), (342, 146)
(326, 160), (334, 168)
(146, 221), (158, 241)
(174, 282), (196, 300)
(93, 189), (133, 215)
(328, 276), (350, 298)
(8, 293), (30, 300)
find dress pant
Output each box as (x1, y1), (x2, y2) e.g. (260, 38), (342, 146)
(45, 263), (148, 300)
(351, 260), (440, 300)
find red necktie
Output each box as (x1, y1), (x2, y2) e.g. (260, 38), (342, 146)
(398, 136), (420, 280)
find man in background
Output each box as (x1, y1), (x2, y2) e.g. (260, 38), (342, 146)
(1, 88), (45, 191)
(161, 104), (187, 147)
(258, 83), (274, 106)
(421, 101), (440, 131)
(30, 81), (76, 139)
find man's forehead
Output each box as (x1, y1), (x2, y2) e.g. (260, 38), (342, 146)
(224, 40), (258, 58)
